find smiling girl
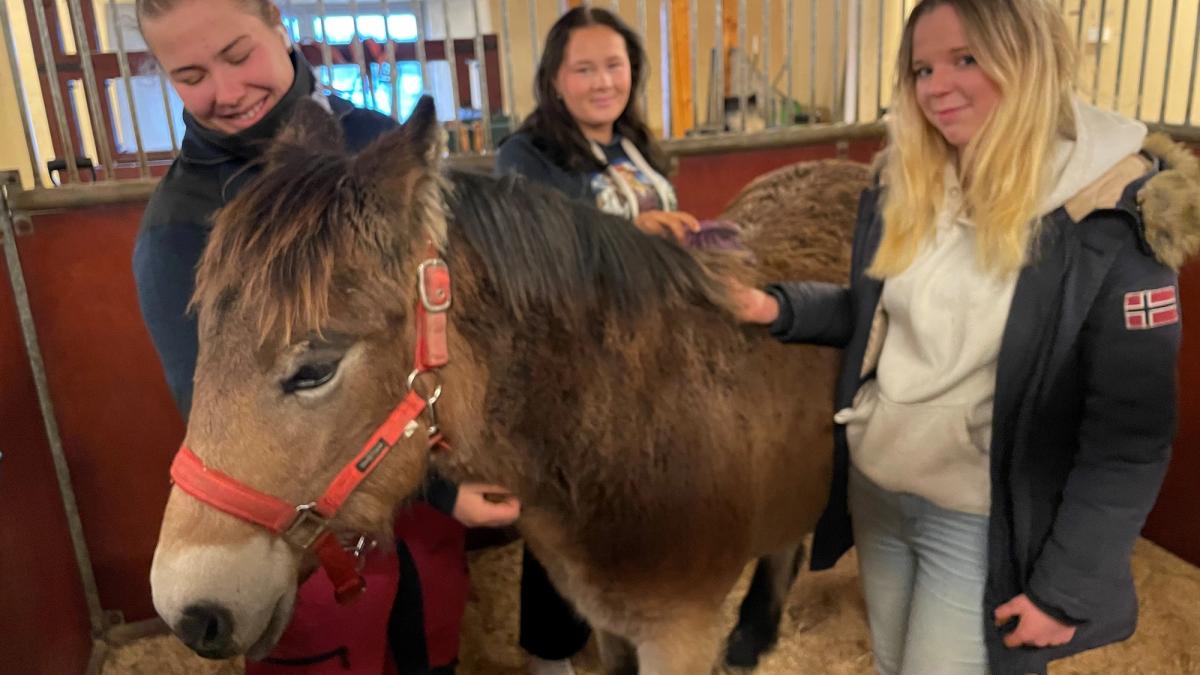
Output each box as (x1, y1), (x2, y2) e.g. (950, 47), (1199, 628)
(733, 0), (1197, 673)
(132, 1), (518, 672)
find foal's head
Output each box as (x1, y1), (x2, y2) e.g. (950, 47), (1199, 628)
(151, 98), (450, 659)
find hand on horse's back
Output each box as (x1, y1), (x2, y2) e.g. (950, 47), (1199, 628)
(728, 281), (781, 325)
(453, 483), (522, 528)
(634, 210), (701, 243)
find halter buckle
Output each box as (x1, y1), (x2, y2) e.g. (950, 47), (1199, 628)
(418, 259), (451, 312)
(282, 503), (330, 549)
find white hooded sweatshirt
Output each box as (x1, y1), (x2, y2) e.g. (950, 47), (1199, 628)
(836, 101), (1148, 515)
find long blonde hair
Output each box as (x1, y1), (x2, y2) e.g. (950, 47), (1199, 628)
(869, 0), (1077, 278)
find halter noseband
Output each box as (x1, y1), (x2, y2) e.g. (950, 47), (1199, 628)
(169, 248), (452, 604)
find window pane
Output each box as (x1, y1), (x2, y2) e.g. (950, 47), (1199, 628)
(312, 14), (417, 43)
(317, 64), (370, 107)
(106, 76), (185, 153)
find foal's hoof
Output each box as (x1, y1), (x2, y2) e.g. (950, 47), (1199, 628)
(723, 623), (776, 671)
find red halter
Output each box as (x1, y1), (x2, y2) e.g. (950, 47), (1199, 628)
(169, 252), (453, 604)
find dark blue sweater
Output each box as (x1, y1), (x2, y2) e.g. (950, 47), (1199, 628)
(134, 52), (392, 418)
(132, 55), (458, 513)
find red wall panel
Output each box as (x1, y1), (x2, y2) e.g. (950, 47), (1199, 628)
(0, 247), (93, 674)
(1143, 258), (1200, 566)
(674, 139), (884, 219)
(1, 204), (185, 633)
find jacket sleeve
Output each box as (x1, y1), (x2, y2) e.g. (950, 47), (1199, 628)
(494, 135), (557, 185)
(1026, 238), (1179, 623)
(761, 185), (876, 347)
(765, 282), (853, 346)
(132, 222), (206, 420)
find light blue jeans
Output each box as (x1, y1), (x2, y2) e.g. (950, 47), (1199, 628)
(848, 466), (990, 675)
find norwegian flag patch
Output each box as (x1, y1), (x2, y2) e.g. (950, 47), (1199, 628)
(1124, 286), (1179, 330)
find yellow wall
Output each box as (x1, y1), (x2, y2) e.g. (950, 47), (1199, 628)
(490, 0), (846, 136)
(0, 0), (54, 187)
(1074, 0), (1200, 125)
(3, 0), (1199, 191)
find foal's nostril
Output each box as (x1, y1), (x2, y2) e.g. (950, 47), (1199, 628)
(177, 602), (236, 658)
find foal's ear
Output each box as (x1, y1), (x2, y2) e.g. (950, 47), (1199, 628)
(269, 98), (343, 165)
(354, 95), (444, 178)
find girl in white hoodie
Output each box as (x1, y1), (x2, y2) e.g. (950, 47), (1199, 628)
(735, 1), (1197, 673)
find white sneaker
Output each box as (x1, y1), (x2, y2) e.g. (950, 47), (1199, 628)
(528, 655), (576, 675)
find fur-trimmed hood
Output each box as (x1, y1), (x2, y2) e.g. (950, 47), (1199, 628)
(1138, 133), (1200, 271)
(871, 131), (1200, 273)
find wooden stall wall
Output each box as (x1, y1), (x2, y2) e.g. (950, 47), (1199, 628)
(0, 243), (93, 675)
(1143, 252), (1200, 566)
(0, 202), (183, 671)
(673, 140), (884, 220)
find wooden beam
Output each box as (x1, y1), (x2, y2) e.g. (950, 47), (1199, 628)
(668, 0), (693, 137)
(722, 0), (737, 96)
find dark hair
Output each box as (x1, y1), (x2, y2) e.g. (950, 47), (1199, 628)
(515, 7), (666, 174)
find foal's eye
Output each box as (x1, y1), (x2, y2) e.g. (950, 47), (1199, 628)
(282, 361), (340, 393)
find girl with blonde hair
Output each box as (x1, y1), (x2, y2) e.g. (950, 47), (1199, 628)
(736, 0), (1199, 672)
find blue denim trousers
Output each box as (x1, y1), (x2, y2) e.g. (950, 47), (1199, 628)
(849, 466), (990, 675)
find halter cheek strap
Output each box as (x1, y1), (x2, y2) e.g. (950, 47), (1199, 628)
(168, 247), (452, 604)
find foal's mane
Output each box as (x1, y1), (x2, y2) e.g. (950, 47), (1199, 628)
(193, 113), (731, 345)
(444, 171), (732, 326)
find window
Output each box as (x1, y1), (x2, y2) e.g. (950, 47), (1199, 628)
(106, 76), (186, 154)
(311, 14), (419, 44)
(316, 61), (425, 119)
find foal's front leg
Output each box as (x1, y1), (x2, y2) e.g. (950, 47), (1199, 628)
(724, 541), (807, 669)
(635, 611), (722, 675)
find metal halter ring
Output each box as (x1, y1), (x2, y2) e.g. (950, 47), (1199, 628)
(406, 369), (443, 406)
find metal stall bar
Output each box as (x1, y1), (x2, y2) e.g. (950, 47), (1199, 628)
(1, 2), (44, 187)
(1135, 0), (1154, 120)
(637, 0), (648, 116)
(1075, 0), (1088, 48)
(853, 0), (862, 123)
(155, 73), (179, 154)
(2, 190), (106, 637)
(835, 0), (844, 121)
(67, 0), (116, 180)
(499, 0), (516, 120)
(316, 0), (335, 88)
(761, 0), (770, 127)
(30, 0), (80, 184)
(380, 0), (402, 120)
(442, 0), (464, 151)
(109, 0), (149, 178)
(1091, 0), (1108, 105)
(471, 0), (492, 151)
(690, 0), (698, 130)
(1158, 0), (1179, 122)
(805, 0), (812, 124)
(528, 0), (539, 82)
(1185, 1), (1200, 124)
(736, 0), (747, 132)
(712, 0), (724, 130)
(348, 0), (377, 111)
(1113, 0), (1132, 109)
(416, 0), (432, 95)
(875, 0), (883, 120)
